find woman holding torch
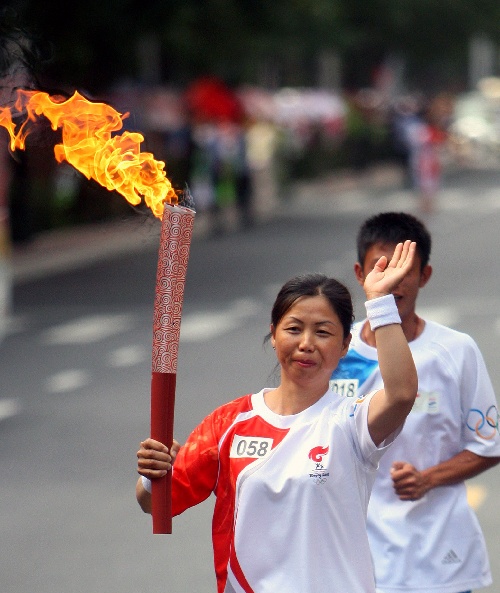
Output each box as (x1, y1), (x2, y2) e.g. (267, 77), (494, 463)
(136, 240), (418, 593)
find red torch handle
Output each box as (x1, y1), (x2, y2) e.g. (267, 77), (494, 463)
(150, 371), (176, 533)
(150, 204), (195, 534)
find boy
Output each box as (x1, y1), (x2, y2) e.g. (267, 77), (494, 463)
(331, 211), (500, 593)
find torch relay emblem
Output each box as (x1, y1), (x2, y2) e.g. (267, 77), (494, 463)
(308, 445), (330, 485)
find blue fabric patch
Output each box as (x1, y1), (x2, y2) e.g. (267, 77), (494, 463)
(331, 349), (379, 387)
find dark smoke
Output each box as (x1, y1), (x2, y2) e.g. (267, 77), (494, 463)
(0, 7), (51, 101)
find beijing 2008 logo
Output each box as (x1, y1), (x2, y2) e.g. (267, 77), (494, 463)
(308, 446), (330, 485)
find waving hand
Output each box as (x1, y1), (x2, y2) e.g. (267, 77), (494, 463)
(363, 240), (416, 300)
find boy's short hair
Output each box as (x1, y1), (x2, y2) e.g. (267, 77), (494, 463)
(357, 212), (431, 270)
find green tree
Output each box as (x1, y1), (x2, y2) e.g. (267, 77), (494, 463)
(3, 0), (500, 92)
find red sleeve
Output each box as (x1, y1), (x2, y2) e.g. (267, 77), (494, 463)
(171, 395), (252, 516)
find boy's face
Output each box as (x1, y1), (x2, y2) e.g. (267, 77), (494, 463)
(355, 242), (432, 322)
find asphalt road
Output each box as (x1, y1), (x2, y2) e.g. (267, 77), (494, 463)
(1, 167), (500, 593)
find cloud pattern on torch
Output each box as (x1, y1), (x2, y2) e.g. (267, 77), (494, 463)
(152, 206), (195, 374)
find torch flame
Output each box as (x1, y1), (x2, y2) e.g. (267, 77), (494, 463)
(0, 90), (177, 218)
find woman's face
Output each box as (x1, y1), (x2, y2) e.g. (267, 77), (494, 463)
(271, 295), (351, 390)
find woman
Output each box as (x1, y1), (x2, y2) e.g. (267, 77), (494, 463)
(136, 240), (418, 593)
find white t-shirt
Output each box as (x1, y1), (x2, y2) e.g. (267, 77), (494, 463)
(171, 387), (400, 593)
(331, 319), (500, 593)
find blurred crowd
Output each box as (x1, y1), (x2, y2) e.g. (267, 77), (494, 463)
(4, 75), (500, 242)
(108, 78), (456, 230)
(113, 79), (349, 235)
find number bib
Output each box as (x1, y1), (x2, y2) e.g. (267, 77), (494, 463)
(330, 378), (359, 398)
(230, 435), (274, 459)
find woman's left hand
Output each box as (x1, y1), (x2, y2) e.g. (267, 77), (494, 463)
(364, 240), (416, 300)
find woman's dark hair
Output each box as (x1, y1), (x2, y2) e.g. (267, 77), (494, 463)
(267, 273), (354, 341)
(357, 211), (431, 270)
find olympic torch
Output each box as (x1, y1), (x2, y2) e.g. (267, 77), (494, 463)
(150, 198), (195, 534)
(0, 89), (196, 534)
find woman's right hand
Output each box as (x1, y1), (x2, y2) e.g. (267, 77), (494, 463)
(137, 438), (180, 479)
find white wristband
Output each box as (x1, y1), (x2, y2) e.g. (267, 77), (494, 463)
(365, 294), (401, 330)
(141, 475), (152, 494)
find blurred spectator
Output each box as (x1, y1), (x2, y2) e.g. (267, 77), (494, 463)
(208, 120), (253, 234)
(185, 77), (254, 234)
(245, 118), (280, 219)
(343, 91), (372, 172)
(389, 95), (423, 187)
(142, 87), (195, 191)
(407, 98), (449, 215)
(343, 89), (388, 174)
(190, 123), (217, 213)
(389, 94), (450, 214)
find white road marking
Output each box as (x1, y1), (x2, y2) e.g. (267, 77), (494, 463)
(107, 345), (148, 367)
(45, 369), (91, 393)
(181, 312), (236, 341)
(181, 298), (260, 342)
(42, 314), (134, 345)
(0, 398), (21, 421)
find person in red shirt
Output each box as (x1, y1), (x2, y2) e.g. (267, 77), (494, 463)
(136, 241), (418, 593)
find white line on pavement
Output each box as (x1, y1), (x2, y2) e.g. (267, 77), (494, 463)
(180, 298), (261, 342)
(41, 314), (135, 345)
(0, 398), (21, 422)
(45, 369), (92, 393)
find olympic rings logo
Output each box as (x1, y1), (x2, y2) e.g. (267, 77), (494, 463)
(466, 406), (499, 440)
(314, 477), (328, 485)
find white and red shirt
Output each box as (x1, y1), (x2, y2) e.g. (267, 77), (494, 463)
(172, 387), (400, 593)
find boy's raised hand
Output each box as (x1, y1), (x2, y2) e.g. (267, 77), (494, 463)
(364, 240), (416, 300)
